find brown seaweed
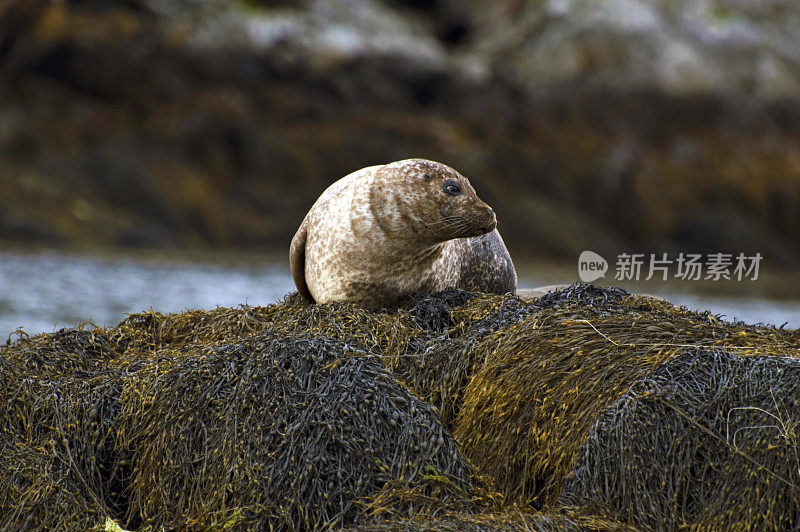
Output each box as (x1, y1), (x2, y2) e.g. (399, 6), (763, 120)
(1, 284), (798, 530)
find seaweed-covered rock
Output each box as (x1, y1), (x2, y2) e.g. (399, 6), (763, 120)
(450, 288), (800, 508)
(1, 287), (799, 529)
(560, 347), (800, 530)
(117, 331), (473, 530)
(0, 329), (120, 529)
(343, 507), (636, 531)
(0, 324), (477, 530)
(530, 283), (630, 310)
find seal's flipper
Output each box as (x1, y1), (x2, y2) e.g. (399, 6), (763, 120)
(290, 218), (315, 303)
(453, 229), (517, 295)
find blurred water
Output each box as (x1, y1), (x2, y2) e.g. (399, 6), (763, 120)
(663, 293), (799, 329)
(0, 251), (294, 340)
(0, 251), (797, 340)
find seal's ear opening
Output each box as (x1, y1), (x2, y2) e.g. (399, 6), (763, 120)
(422, 173), (431, 181)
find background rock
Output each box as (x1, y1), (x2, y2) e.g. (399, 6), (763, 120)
(1, 0), (799, 266)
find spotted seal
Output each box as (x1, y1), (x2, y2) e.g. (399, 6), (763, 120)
(290, 159), (517, 308)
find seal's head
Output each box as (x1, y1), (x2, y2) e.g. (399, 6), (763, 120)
(370, 159), (497, 243)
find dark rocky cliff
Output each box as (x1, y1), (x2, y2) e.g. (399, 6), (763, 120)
(1, 0), (799, 265)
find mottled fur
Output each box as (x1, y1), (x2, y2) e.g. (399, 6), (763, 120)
(290, 159), (517, 308)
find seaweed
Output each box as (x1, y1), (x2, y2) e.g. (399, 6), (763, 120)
(451, 288), (799, 508)
(560, 347), (800, 530)
(1, 284), (799, 529)
(115, 331), (474, 530)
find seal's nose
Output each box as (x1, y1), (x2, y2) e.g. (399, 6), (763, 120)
(482, 207), (497, 233)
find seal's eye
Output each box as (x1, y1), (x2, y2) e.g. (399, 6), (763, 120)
(442, 179), (462, 196)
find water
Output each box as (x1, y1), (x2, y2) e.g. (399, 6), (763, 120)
(659, 293), (799, 329)
(0, 251), (294, 340)
(0, 251), (797, 340)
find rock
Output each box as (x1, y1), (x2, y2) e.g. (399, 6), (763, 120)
(0, 0), (799, 265)
(560, 347), (800, 530)
(1, 288), (798, 528)
(468, 0), (800, 102)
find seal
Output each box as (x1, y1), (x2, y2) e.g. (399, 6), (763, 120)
(290, 159), (517, 308)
